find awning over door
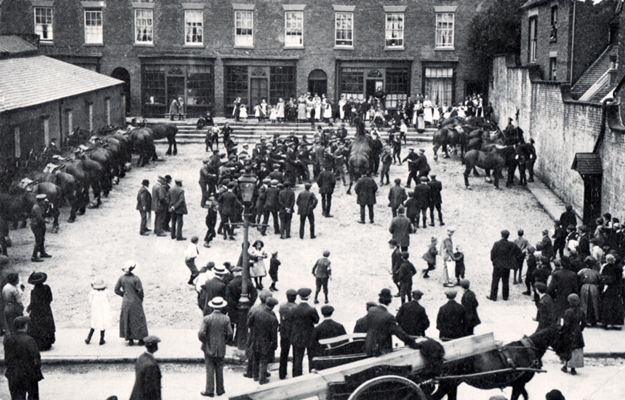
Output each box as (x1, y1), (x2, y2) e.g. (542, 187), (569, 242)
(571, 153), (602, 176)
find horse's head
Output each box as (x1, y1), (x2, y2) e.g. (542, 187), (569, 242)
(527, 326), (559, 356)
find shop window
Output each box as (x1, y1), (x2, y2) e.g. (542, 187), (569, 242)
(270, 66), (296, 103)
(424, 67), (454, 108)
(84, 10), (103, 44)
(144, 66), (166, 107)
(335, 12), (353, 47)
(285, 11), (303, 47)
(385, 69), (410, 109)
(435, 13), (454, 49)
(185, 10), (203, 46)
(529, 16), (538, 63)
(340, 68), (364, 99)
(225, 66), (249, 114)
(235, 10), (254, 47)
(34, 7), (53, 42)
(385, 13), (404, 48)
(135, 9), (153, 44)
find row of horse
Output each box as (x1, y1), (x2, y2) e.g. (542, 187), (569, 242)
(432, 117), (536, 189)
(0, 123), (178, 249)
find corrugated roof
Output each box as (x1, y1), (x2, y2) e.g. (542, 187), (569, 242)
(0, 55), (123, 113)
(0, 36), (37, 55)
(572, 153), (603, 175)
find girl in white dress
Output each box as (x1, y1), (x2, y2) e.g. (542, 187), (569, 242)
(260, 99), (268, 120)
(85, 278), (112, 345)
(433, 103), (441, 126)
(239, 104), (248, 119)
(276, 98), (285, 122)
(269, 105), (277, 122)
(338, 95), (347, 121)
(249, 240), (268, 290)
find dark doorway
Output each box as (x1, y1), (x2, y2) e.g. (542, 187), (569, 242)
(308, 69), (327, 97)
(250, 78), (268, 109)
(111, 67), (131, 114)
(582, 175), (602, 229)
(366, 80), (383, 99)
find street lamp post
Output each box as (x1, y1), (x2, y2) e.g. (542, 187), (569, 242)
(236, 171), (258, 350)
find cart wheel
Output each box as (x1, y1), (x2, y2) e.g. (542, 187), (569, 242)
(347, 375), (428, 400)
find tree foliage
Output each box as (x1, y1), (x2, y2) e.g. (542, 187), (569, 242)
(468, 0), (526, 78)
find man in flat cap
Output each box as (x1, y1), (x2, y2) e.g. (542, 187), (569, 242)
(535, 282), (557, 332)
(428, 174), (444, 226)
(296, 183), (318, 239)
(218, 182), (242, 240)
(278, 181), (295, 239)
(459, 280), (481, 335)
(388, 178), (408, 218)
(389, 206), (414, 252)
(413, 176), (431, 229)
(316, 165), (337, 218)
(4, 316), (43, 399)
(312, 251), (332, 304)
(167, 179), (188, 241)
(354, 173), (378, 224)
(436, 290), (467, 341)
(247, 297), (279, 384)
(198, 297), (232, 397)
(30, 194), (51, 262)
(290, 288), (320, 377)
(130, 335), (162, 400)
(396, 290), (430, 337)
(311, 305), (347, 356)
(136, 179), (152, 236)
(279, 289), (298, 379)
(151, 176), (169, 237)
(260, 180), (281, 236)
(414, 148), (431, 180)
(401, 147), (419, 188)
(488, 230), (522, 301)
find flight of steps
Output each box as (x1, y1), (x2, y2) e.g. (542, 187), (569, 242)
(131, 117), (436, 144)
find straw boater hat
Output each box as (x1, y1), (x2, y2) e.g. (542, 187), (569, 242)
(212, 264), (228, 275)
(209, 296), (228, 309)
(28, 272), (47, 285)
(91, 278), (107, 290)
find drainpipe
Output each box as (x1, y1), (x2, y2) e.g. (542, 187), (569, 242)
(570, 1), (576, 83)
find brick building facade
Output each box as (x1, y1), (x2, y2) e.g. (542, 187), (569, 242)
(1, 0), (486, 118)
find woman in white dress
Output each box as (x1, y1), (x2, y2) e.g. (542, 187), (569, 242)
(276, 98), (285, 122)
(298, 94), (307, 122)
(249, 240), (268, 290)
(433, 103), (441, 126)
(260, 99), (268, 120)
(338, 94), (347, 121)
(322, 96), (332, 122)
(313, 94), (322, 121)
(423, 96), (433, 126)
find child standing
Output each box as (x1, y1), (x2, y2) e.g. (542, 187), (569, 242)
(85, 278), (112, 345)
(454, 246), (465, 285)
(269, 251), (281, 292)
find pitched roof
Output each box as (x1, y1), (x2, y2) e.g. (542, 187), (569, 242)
(0, 36), (37, 56)
(571, 153), (603, 175)
(520, 0), (550, 9)
(0, 55), (123, 113)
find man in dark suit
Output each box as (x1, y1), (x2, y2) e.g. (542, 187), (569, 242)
(296, 183), (318, 239)
(389, 239), (403, 296)
(151, 176), (168, 237)
(559, 204), (577, 232)
(248, 297), (279, 384)
(413, 176), (431, 229)
(278, 182), (295, 239)
(428, 174), (444, 226)
(414, 148), (431, 179)
(137, 179), (152, 236)
(364, 289), (417, 356)
(200, 265), (229, 316)
(3, 316), (43, 400)
(279, 289), (298, 379)
(388, 178), (407, 218)
(311, 305), (347, 356)
(353, 302), (378, 333)
(488, 230), (522, 301)
(355, 173), (378, 224)
(401, 148), (420, 188)
(218, 182), (242, 240)
(548, 261), (579, 320)
(436, 290), (467, 341)
(389, 206), (414, 252)
(577, 225), (590, 259)
(396, 290), (430, 336)
(167, 179), (188, 241)
(260, 180), (280, 236)
(317, 165), (337, 218)
(198, 297), (233, 397)
(290, 288), (319, 377)
(130, 335), (162, 400)
(535, 282), (558, 331)
(459, 280), (481, 335)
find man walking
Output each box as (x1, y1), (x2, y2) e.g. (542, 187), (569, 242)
(218, 182), (242, 241)
(487, 230), (522, 301)
(312, 251), (332, 304)
(260, 180), (280, 236)
(296, 183), (318, 239)
(198, 297), (232, 397)
(279, 289), (298, 380)
(167, 179), (188, 241)
(317, 165), (336, 218)
(396, 290), (430, 337)
(136, 179), (152, 236)
(354, 173), (378, 224)
(413, 177), (431, 229)
(388, 179), (407, 218)
(30, 194), (51, 262)
(401, 148), (420, 188)
(428, 174), (444, 226)
(130, 335), (162, 400)
(199, 160), (211, 208)
(397, 252), (416, 304)
(185, 237), (200, 286)
(389, 206), (413, 252)
(247, 297), (279, 384)
(151, 176), (168, 237)
(459, 280), (481, 335)
(436, 290), (467, 341)
(4, 316), (44, 399)
(290, 288), (319, 377)
(278, 182), (295, 239)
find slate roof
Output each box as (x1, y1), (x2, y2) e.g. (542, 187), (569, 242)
(0, 55), (123, 113)
(572, 153), (603, 175)
(0, 36), (37, 56)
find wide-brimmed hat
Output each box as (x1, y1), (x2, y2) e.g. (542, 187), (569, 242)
(28, 272), (47, 285)
(213, 264), (228, 275)
(209, 296), (228, 309)
(91, 278), (107, 290)
(122, 260), (137, 273)
(252, 239), (264, 248)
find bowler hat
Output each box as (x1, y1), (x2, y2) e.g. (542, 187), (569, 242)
(378, 288), (393, 299)
(459, 279), (470, 289)
(28, 271), (47, 285)
(397, 205), (405, 214)
(323, 250), (330, 257)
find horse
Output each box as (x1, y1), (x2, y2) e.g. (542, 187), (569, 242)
(430, 327), (558, 400)
(128, 127), (157, 166)
(147, 123), (178, 156)
(433, 126), (468, 161)
(27, 170), (79, 223)
(462, 149), (507, 189)
(8, 181), (61, 232)
(346, 118), (371, 195)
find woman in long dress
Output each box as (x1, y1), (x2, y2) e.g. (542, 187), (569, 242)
(85, 277), (112, 345)
(260, 99), (268, 120)
(114, 261), (148, 346)
(276, 98), (285, 123)
(2, 272), (24, 335)
(338, 94), (347, 121)
(249, 240), (268, 290)
(423, 96), (433, 126)
(26, 271), (56, 351)
(600, 254), (624, 328)
(322, 96), (332, 122)
(297, 94), (307, 122)
(558, 294), (585, 375)
(433, 103), (441, 126)
(313, 94), (322, 121)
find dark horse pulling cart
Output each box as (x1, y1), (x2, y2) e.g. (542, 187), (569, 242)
(229, 327), (557, 400)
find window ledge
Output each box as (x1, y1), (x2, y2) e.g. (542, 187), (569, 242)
(84, 43), (104, 47)
(39, 41), (54, 45)
(283, 46), (304, 50)
(435, 47), (455, 51)
(334, 45), (354, 50)
(234, 45), (254, 49)
(184, 43), (204, 47)
(385, 46), (405, 51)
(134, 43), (154, 47)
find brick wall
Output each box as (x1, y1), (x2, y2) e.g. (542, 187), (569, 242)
(491, 55), (625, 219)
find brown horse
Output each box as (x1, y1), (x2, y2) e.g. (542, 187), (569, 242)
(433, 126), (467, 160)
(346, 118), (371, 194)
(462, 149), (507, 189)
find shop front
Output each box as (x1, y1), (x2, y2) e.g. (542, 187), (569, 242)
(223, 58), (298, 116)
(336, 59), (412, 110)
(421, 62), (457, 109)
(139, 56), (215, 118)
